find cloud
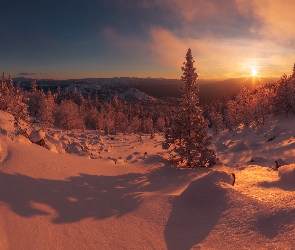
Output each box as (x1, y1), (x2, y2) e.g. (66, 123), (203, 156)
(18, 72), (37, 76)
(160, 0), (217, 22)
(104, 0), (255, 39)
(117, 0), (242, 22)
(100, 1), (295, 78)
(236, 0), (295, 44)
(148, 27), (295, 78)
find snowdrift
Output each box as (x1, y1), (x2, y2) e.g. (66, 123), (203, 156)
(1, 111), (295, 249)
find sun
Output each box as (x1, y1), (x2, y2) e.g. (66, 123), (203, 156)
(251, 68), (258, 77)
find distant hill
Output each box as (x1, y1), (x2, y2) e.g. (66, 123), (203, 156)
(13, 76), (279, 105)
(129, 77), (279, 104)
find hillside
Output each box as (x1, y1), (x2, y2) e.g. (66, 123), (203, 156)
(1, 111), (295, 249)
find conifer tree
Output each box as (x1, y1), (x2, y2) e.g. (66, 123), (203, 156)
(27, 80), (42, 117)
(273, 74), (295, 116)
(8, 75), (13, 90)
(39, 89), (55, 126)
(55, 100), (84, 130)
(1, 72), (6, 91)
(163, 48), (216, 168)
(31, 80), (37, 93)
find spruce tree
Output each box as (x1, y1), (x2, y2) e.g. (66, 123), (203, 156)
(163, 48), (216, 168)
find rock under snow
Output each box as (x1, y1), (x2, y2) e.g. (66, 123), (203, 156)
(278, 164), (295, 180)
(66, 142), (84, 154)
(230, 141), (248, 152)
(29, 130), (46, 143)
(275, 158), (289, 168)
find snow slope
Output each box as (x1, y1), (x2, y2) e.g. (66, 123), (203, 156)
(1, 111), (295, 249)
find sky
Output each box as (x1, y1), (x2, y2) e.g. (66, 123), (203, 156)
(1, 0), (295, 80)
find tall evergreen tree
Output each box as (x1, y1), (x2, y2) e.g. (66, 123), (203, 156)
(163, 48), (216, 168)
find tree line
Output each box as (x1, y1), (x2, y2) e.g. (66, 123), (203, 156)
(0, 73), (175, 134)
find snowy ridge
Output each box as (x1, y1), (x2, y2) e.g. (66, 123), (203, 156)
(19, 79), (157, 102)
(66, 82), (156, 101)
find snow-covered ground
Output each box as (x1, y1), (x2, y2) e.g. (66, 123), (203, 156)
(1, 110), (295, 249)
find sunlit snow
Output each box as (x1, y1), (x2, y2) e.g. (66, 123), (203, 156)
(1, 110), (295, 249)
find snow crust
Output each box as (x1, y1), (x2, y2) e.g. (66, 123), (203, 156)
(1, 111), (295, 249)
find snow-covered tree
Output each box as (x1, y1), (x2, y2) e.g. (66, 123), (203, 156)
(292, 62), (295, 79)
(0, 73), (28, 120)
(209, 107), (224, 134)
(7, 75), (13, 90)
(39, 89), (55, 126)
(142, 117), (153, 134)
(27, 80), (42, 117)
(93, 92), (100, 109)
(31, 80), (37, 93)
(234, 86), (254, 127)
(224, 99), (238, 131)
(252, 85), (274, 125)
(163, 48), (216, 168)
(115, 111), (129, 133)
(55, 100), (84, 130)
(1, 72), (6, 91)
(155, 117), (165, 132)
(85, 107), (100, 129)
(129, 116), (142, 133)
(63, 87), (71, 100)
(273, 74), (295, 116)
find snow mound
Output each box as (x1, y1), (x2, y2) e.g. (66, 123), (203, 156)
(66, 142), (84, 154)
(180, 171), (234, 201)
(16, 135), (32, 145)
(259, 164), (295, 191)
(0, 111), (17, 137)
(164, 170), (234, 250)
(248, 142), (263, 149)
(215, 142), (228, 151)
(0, 141), (8, 164)
(229, 141), (248, 152)
(275, 158), (289, 168)
(44, 141), (59, 153)
(278, 164), (295, 181)
(249, 157), (269, 165)
(29, 130), (45, 143)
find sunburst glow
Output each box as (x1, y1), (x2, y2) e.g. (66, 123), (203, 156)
(251, 68), (258, 76)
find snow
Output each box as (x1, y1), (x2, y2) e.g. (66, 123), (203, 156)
(29, 130), (45, 143)
(1, 111), (295, 249)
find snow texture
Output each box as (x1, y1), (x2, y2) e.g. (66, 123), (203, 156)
(1, 111), (295, 249)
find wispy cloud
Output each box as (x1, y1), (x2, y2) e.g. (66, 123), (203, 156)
(148, 27), (295, 78)
(18, 72), (37, 76)
(96, 1), (295, 78)
(236, 0), (295, 44)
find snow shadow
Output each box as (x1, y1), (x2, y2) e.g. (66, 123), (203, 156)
(164, 171), (231, 250)
(0, 172), (143, 223)
(259, 166), (295, 191)
(259, 179), (295, 191)
(143, 154), (169, 166)
(0, 168), (191, 224)
(255, 209), (295, 238)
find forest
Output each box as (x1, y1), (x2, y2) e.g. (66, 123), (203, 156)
(1, 65), (294, 136)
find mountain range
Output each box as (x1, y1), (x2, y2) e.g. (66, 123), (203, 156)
(14, 76), (279, 104)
